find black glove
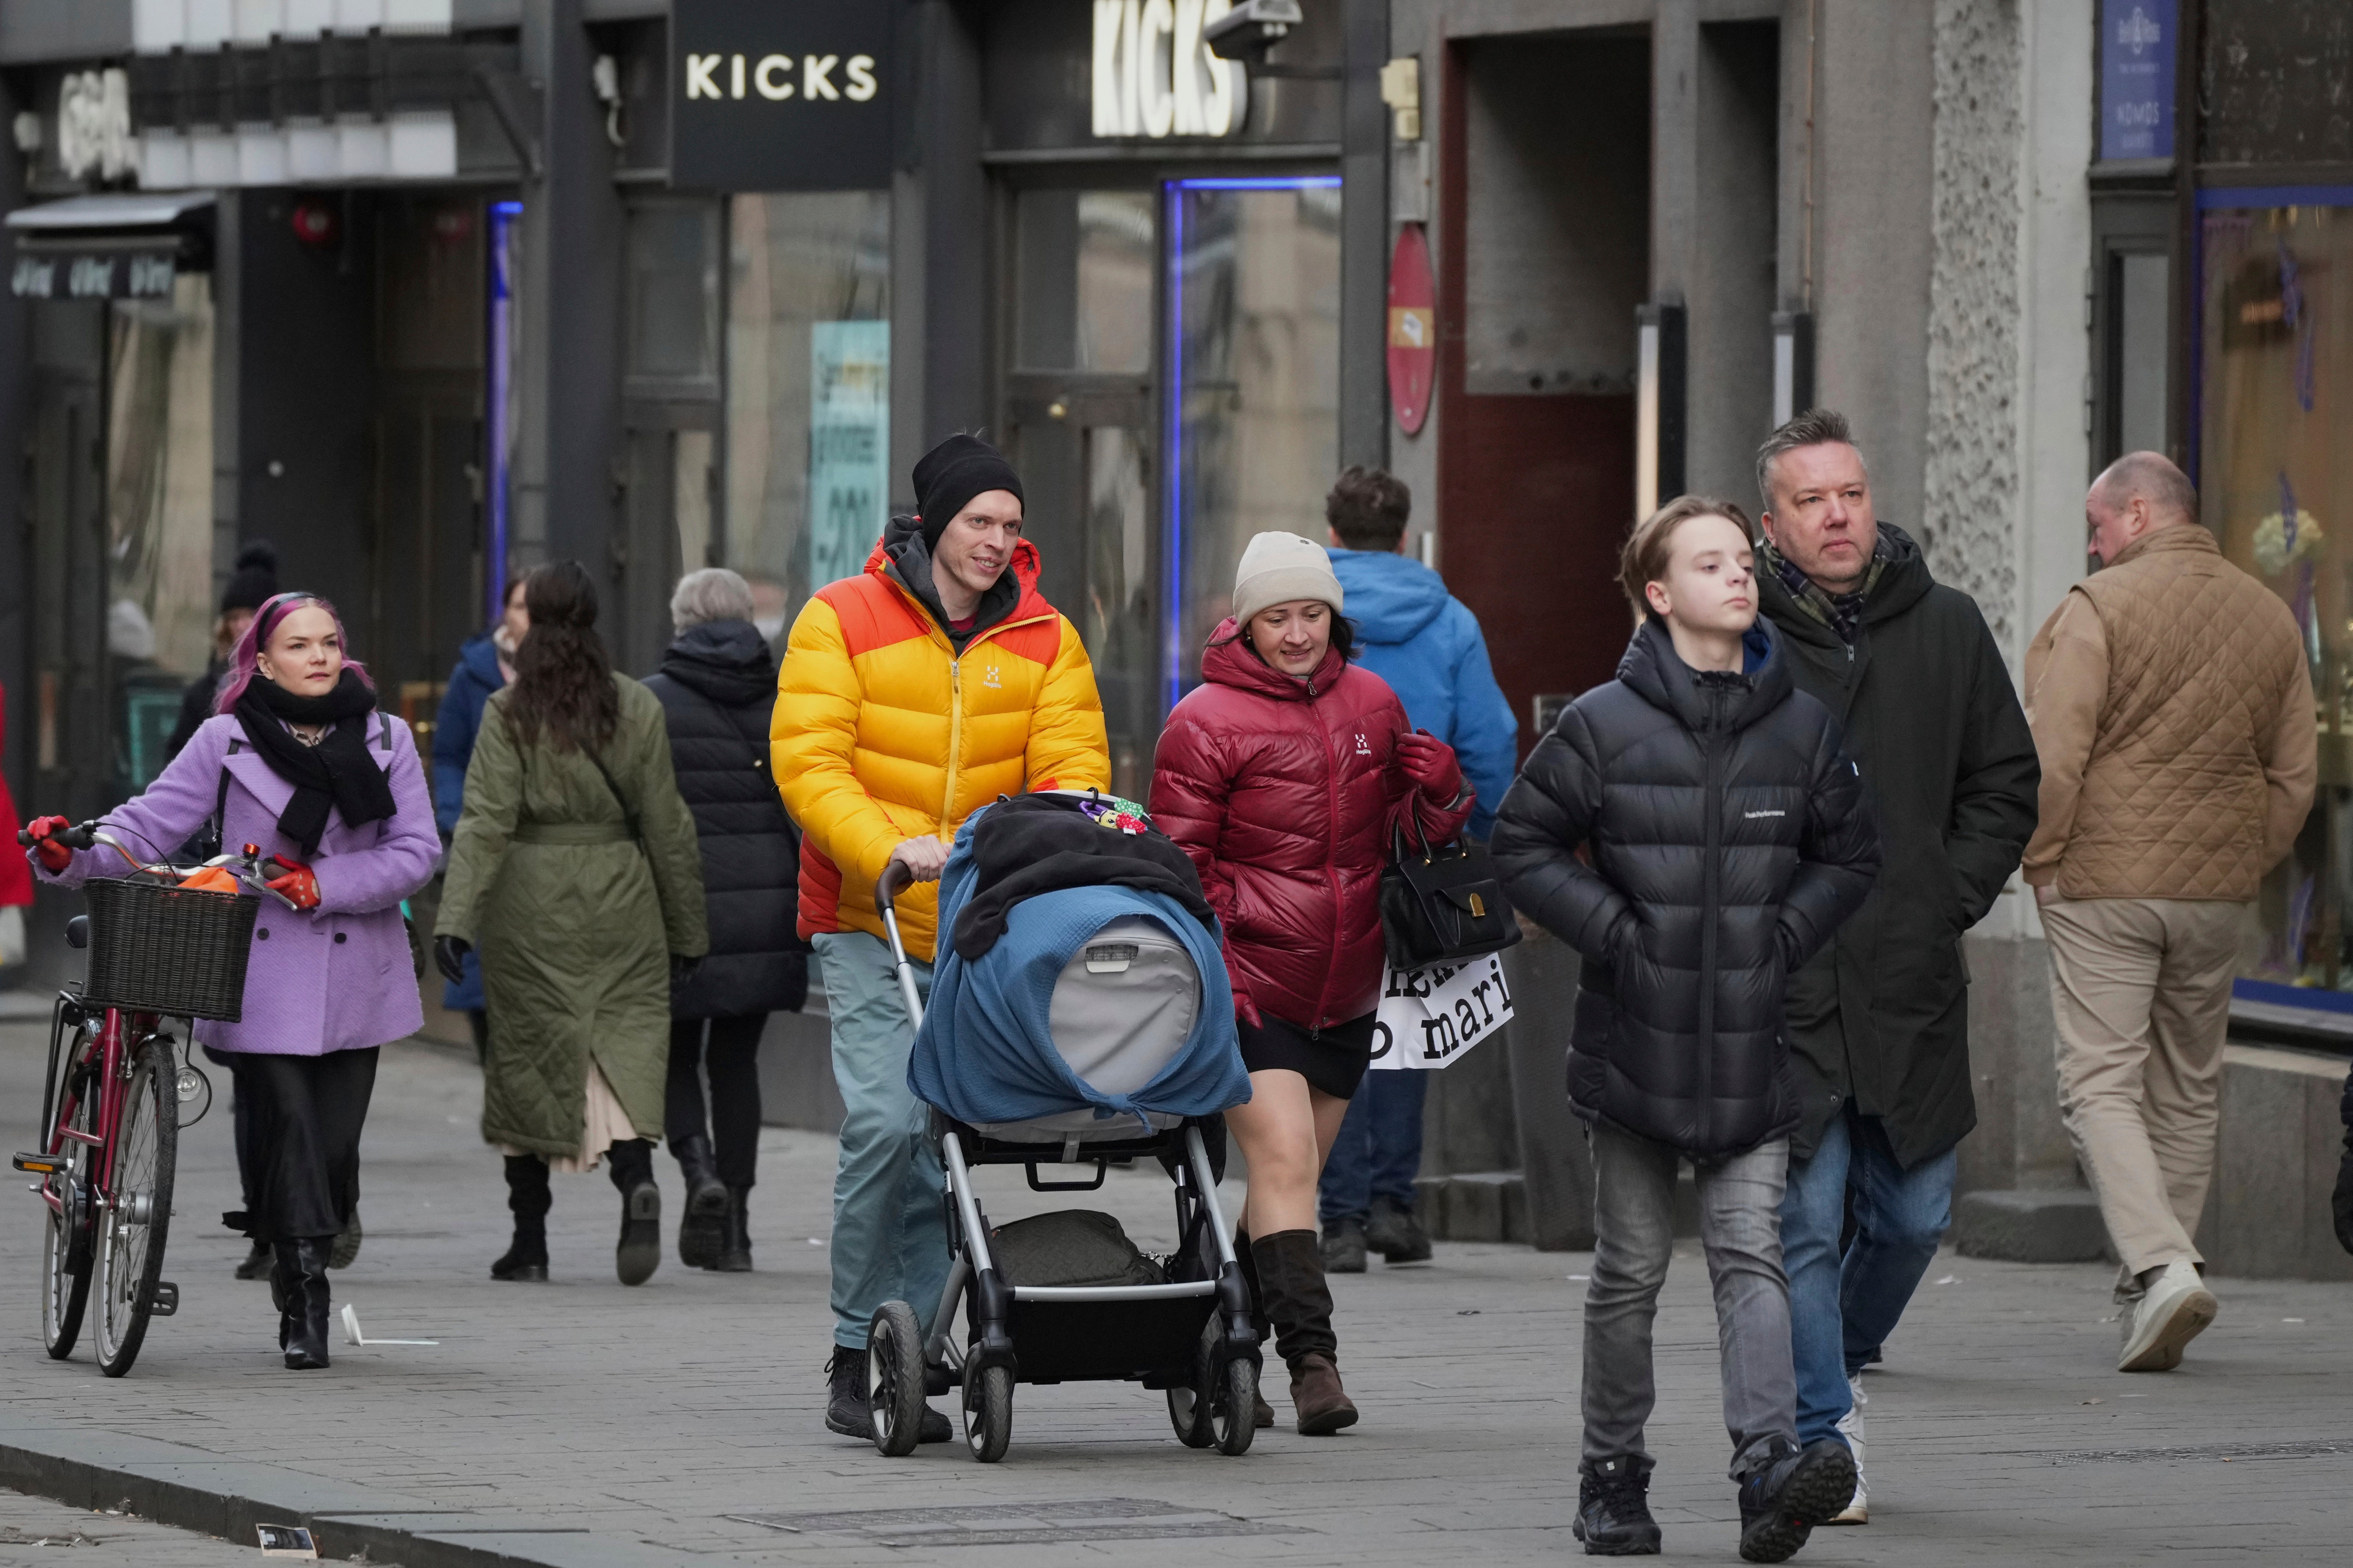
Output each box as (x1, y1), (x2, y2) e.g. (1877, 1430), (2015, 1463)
(433, 934), (472, 986)
(2333, 1139), (2353, 1257)
(670, 953), (702, 989)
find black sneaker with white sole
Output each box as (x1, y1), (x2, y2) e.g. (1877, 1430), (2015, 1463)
(1737, 1439), (1855, 1563)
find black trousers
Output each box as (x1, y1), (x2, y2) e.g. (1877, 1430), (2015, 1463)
(218, 1047), (379, 1244)
(665, 1014), (765, 1189)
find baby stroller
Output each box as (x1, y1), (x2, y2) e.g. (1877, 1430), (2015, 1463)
(865, 792), (1260, 1462)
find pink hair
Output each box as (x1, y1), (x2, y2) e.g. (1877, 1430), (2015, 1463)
(214, 591), (374, 714)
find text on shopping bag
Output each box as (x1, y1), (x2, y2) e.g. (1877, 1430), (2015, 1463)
(1367, 952), (1516, 1071)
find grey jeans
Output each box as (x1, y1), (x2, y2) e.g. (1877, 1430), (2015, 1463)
(1582, 1121), (1799, 1482)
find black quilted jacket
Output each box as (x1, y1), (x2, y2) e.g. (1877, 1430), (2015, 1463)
(1492, 618), (1880, 1158)
(643, 619), (808, 1021)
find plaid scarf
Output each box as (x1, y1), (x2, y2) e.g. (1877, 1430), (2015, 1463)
(1760, 532), (1890, 645)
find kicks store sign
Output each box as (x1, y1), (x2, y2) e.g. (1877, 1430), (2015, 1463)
(670, 0), (890, 191)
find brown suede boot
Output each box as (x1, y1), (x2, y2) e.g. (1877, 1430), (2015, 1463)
(1250, 1229), (1358, 1435)
(1287, 1351), (1357, 1435)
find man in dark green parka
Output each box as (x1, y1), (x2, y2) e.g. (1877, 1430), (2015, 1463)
(1753, 409), (2039, 1525)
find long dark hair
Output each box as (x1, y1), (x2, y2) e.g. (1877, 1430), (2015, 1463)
(505, 561), (618, 754)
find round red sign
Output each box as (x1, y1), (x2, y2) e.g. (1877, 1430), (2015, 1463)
(1387, 222), (1435, 436)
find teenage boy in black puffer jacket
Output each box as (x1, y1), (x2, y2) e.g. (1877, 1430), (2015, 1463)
(1493, 496), (1880, 1562)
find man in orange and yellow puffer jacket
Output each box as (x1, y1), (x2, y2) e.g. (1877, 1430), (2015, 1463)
(772, 432), (1108, 1444)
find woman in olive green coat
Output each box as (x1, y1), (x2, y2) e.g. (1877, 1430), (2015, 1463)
(435, 561), (707, 1286)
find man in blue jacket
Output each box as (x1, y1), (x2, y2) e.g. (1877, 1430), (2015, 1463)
(1317, 466), (1518, 1270)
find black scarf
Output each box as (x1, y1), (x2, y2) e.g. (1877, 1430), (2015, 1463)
(233, 669), (397, 855)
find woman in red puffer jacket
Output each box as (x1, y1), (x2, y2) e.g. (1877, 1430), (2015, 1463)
(1151, 531), (1471, 1437)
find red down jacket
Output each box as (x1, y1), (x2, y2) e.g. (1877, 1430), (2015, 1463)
(1150, 623), (1473, 1032)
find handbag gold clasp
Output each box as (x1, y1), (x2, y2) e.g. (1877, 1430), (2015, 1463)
(1468, 892), (1485, 918)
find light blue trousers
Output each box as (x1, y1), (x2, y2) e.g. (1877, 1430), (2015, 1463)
(814, 931), (948, 1351)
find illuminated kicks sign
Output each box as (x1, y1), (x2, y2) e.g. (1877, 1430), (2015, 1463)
(670, 0), (890, 191)
(1090, 0), (1248, 139)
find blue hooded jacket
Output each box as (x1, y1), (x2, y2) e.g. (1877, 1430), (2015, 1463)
(1330, 548), (1518, 839)
(431, 633), (506, 1011)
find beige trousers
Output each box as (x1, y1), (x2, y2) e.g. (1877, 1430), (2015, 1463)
(2041, 896), (2244, 1282)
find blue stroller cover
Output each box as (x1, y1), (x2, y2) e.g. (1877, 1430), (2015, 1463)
(907, 803), (1250, 1127)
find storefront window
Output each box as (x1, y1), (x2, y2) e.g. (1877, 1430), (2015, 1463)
(725, 191), (890, 629)
(2199, 195), (2352, 1008)
(105, 273), (214, 790)
(1015, 189), (1154, 373)
(1167, 178), (1341, 701)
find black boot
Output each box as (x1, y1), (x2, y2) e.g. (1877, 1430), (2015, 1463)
(1251, 1229), (1356, 1435)
(274, 1238), (333, 1370)
(671, 1134), (729, 1270)
(492, 1155), (550, 1281)
(1574, 1455), (1662, 1556)
(609, 1138), (661, 1286)
(330, 1208), (363, 1270)
(713, 1185), (753, 1273)
(825, 1345), (873, 1439)
(1365, 1195), (1432, 1263)
(235, 1238), (272, 1280)
(1321, 1215), (1369, 1273)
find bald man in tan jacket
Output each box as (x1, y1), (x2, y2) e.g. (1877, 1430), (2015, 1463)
(2023, 452), (2314, 1375)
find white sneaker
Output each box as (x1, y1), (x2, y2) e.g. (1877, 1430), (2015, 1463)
(1827, 1374), (1868, 1524)
(2116, 1258), (2217, 1373)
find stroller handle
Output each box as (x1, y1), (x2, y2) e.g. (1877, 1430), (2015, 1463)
(874, 858), (926, 1029)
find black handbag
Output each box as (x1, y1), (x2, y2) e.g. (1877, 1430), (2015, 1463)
(1378, 815), (1524, 968)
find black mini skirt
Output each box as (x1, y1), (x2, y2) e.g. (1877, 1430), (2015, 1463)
(1236, 1010), (1380, 1100)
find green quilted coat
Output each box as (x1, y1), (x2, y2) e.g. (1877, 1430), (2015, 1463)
(437, 675), (707, 1156)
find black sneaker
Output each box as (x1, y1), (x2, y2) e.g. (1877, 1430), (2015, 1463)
(1572, 1456), (1661, 1556)
(828, 1345), (953, 1442)
(1737, 1439), (1855, 1563)
(1365, 1196), (1433, 1263)
(1320, 1217), (1369, 1274)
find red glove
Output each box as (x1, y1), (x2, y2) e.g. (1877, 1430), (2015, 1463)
(266, 857), (321, 911)
(1395, 730), (1465, 804)
(26, 815), (73, 874)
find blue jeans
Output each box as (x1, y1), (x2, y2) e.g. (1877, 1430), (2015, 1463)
(1779, 1103), (1955, 1447)
(814, 931), (948, 1351)
(1318, 1069), (1428, 1222)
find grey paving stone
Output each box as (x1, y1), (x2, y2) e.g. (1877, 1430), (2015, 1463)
(0, 1025), (2346, 1567)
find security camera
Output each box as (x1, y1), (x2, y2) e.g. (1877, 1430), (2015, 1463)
(1205, 0), (1303, 63)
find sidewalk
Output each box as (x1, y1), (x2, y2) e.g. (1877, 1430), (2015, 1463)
(1, 1020), (2348, 1566)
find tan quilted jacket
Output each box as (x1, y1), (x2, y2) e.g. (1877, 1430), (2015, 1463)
(2022, 524), (2315, 900)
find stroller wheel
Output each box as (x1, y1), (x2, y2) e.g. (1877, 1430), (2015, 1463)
(867, 1302), (926, 1457)
(1211, 1357), (1258, 1456)
(964, 1365), (1013, 1463)
(1167, 1381), (1213, 1448)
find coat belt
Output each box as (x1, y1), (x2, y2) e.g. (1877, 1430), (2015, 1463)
(511, 823), (634, 845)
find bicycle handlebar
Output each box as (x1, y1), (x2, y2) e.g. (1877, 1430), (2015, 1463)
(16, 820), (96, 851)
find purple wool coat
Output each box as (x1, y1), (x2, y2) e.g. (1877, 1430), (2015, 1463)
(28, 711), (439, 1056)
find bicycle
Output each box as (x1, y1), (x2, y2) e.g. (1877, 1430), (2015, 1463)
(13, 820), (295, 1378)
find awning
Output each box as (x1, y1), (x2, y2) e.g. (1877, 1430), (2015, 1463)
(6, 192), (215, 301)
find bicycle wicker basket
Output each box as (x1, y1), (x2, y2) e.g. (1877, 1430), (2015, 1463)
(80, 877), (261, 1022)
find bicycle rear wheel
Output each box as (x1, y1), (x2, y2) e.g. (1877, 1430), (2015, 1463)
(39, 1090), (95, 1361)
(92, 1039), (176, 1378)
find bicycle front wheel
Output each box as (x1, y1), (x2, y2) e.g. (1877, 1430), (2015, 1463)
(39, 1090), (95, 1361)
(92, 1038), (177, 1378)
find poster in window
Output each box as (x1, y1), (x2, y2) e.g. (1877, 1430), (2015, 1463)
(808, 320), (890, 591)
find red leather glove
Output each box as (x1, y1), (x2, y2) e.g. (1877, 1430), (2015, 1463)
(1395, 730), (1465, 804)
(266, 856), (321, 911)
(26, 816), (73, 874)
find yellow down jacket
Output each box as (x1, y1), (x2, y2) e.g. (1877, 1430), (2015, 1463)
(771, 523), (1109, 962)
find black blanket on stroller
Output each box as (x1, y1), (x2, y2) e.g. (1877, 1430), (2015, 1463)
(949, 792), (1216, 961)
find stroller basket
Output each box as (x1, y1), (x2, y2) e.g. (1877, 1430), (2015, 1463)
(81, 877), (260, 1022)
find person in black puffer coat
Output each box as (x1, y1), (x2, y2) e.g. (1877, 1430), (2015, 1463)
(1492, 497), (1877, 1563)
(643, 569), (809, 1273)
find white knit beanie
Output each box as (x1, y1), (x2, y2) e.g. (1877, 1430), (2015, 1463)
(1231, 531), (1345, 627)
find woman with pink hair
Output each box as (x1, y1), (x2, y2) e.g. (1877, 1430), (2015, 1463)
(23, 591), (438, 1370)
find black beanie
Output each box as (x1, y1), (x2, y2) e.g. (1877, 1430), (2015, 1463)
(222, 540), (279, 612)
(913, 434), (1023, 550)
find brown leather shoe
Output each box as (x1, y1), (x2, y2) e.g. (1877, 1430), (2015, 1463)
(1253, 1387), (1276, 1428)
(1288, 1352), (1358, 1435)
